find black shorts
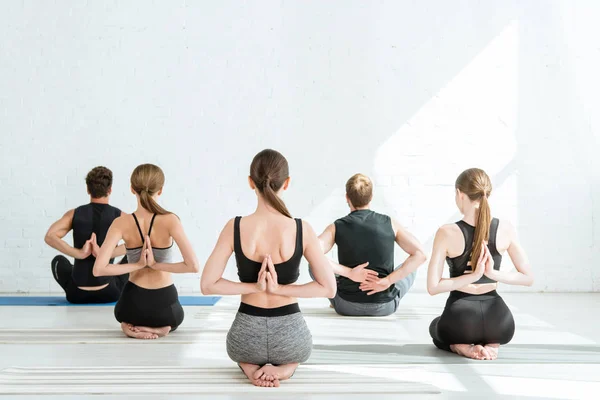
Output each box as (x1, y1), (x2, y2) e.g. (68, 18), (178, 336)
(114, 281), (184, 330)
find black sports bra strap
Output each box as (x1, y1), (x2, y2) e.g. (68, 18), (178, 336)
(456, 220), (471, 242)
(132, 214), (145, 243)
(295, 218), (303, 252)
(488, 218), (500, 254)
(233, 216), (242, 253)
(147, 214), (157, 237)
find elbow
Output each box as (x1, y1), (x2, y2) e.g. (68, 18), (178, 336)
(325, 283), (337, 299)
(427, 285), (437, 296)
(44, 234), (53, 246)
(189, 261), (200, 274)
(200, 281), (213, 295)
(525, 274), (535, 287)
(92, 265), (106, 277)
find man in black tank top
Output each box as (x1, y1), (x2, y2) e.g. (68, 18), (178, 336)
(45, 166), (128, 304)
(315, 174), (427, 316)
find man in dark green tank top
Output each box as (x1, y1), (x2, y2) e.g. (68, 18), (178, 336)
(315, 174), (427, 316)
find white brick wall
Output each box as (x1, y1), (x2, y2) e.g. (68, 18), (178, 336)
(1, 1), (599, 293)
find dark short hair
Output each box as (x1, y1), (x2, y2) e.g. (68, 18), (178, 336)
(85, 166), (113, 198)
(345, 173), (373, 207)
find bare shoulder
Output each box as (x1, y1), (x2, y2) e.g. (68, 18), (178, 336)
(322, 222), (336, 234)
(438, 223), (459, 237)
(110, 214), (130, 228)
(496, 218), (516, 240)
(301, 219), (316, 235)
(223, 217), (235, 232)
(161, 213), (182, 226)
(497, 218), (514, 230)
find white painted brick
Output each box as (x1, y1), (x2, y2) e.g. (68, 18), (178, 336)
(0, 1), (599, 294)
(5, 239), (31, 249)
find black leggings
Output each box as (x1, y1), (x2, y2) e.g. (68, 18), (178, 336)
(429, 290), (515, 352)
(51, 255), (128, 304)
(114, 281), (184, 331)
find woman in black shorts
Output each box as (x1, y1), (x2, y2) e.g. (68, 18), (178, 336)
(94, 164), (199, 339)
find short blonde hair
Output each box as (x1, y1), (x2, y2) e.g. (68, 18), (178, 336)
(345, 173), (373, 208)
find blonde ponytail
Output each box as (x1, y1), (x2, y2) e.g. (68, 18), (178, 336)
(139, 189), (170, 215)
(131, 164), (171, 215)
(471, 193), (491, 270)
(455, 168), (493, 270)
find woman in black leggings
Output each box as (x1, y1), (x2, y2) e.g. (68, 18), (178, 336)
(427, 168), (534, 360)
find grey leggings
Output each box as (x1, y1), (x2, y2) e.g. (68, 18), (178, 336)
(226, 303), (312, 366)
(309, 263), (416, 317)
(330, 269), (416, 316)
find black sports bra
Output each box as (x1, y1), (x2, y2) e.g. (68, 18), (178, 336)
(234, 216), (303, 285)
(446, 218), (502, 284)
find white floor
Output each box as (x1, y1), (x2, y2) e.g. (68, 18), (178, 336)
(1, 293), (599, 399)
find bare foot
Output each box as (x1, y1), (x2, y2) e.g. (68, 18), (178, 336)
(121, 322), (159, 340)
(475, 345), (492, 360)
(450, 344), (490, 360)
(131, 326), (171, 337)
(124, 323), (139, 333)
(239, 363), (279, 388)
(484, 343), (499, 360)
(255, 363), (298, 382)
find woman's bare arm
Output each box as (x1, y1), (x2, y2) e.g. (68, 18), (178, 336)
(485, 221), (534, 286)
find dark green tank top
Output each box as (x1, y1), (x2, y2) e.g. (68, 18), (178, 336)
(335, 209), (399, 303)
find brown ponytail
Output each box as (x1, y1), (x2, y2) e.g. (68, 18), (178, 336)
(130, 164), (171, 215)
(455, 168), (492, 270)
(250, 149), (292, 218)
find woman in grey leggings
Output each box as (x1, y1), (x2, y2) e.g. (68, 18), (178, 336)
(201, 149), (336, 388)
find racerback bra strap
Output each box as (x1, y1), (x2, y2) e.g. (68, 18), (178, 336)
(132, 214), (145, 243)
(132, 213), (157, 244)
(147, 214), (157, 237)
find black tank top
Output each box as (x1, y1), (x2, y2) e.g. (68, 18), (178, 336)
(446, 218), (502, 284)
(234, 216), (302, 285)
(335, 209), (399, 303)
(72, 203), (121, 286)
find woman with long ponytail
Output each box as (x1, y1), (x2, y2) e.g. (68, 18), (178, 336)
(93, 164), (199, 339)
(426, 168), (534, 360)
(201, 149), (336, 388)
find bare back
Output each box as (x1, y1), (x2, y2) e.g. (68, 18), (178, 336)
(121, 211), (174, 289)
(237, 212), (301, 308)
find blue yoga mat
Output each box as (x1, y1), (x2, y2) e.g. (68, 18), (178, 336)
(0, 296), (221, 306)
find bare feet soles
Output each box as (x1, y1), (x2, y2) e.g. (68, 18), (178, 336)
(132, 326), (171, 337)
(120, 323), (171, 340)
(239, 363), (279, 388)
(450, 344), (493, 360)
(484, 343), (500, 360)
(254, 363), (298, 383)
